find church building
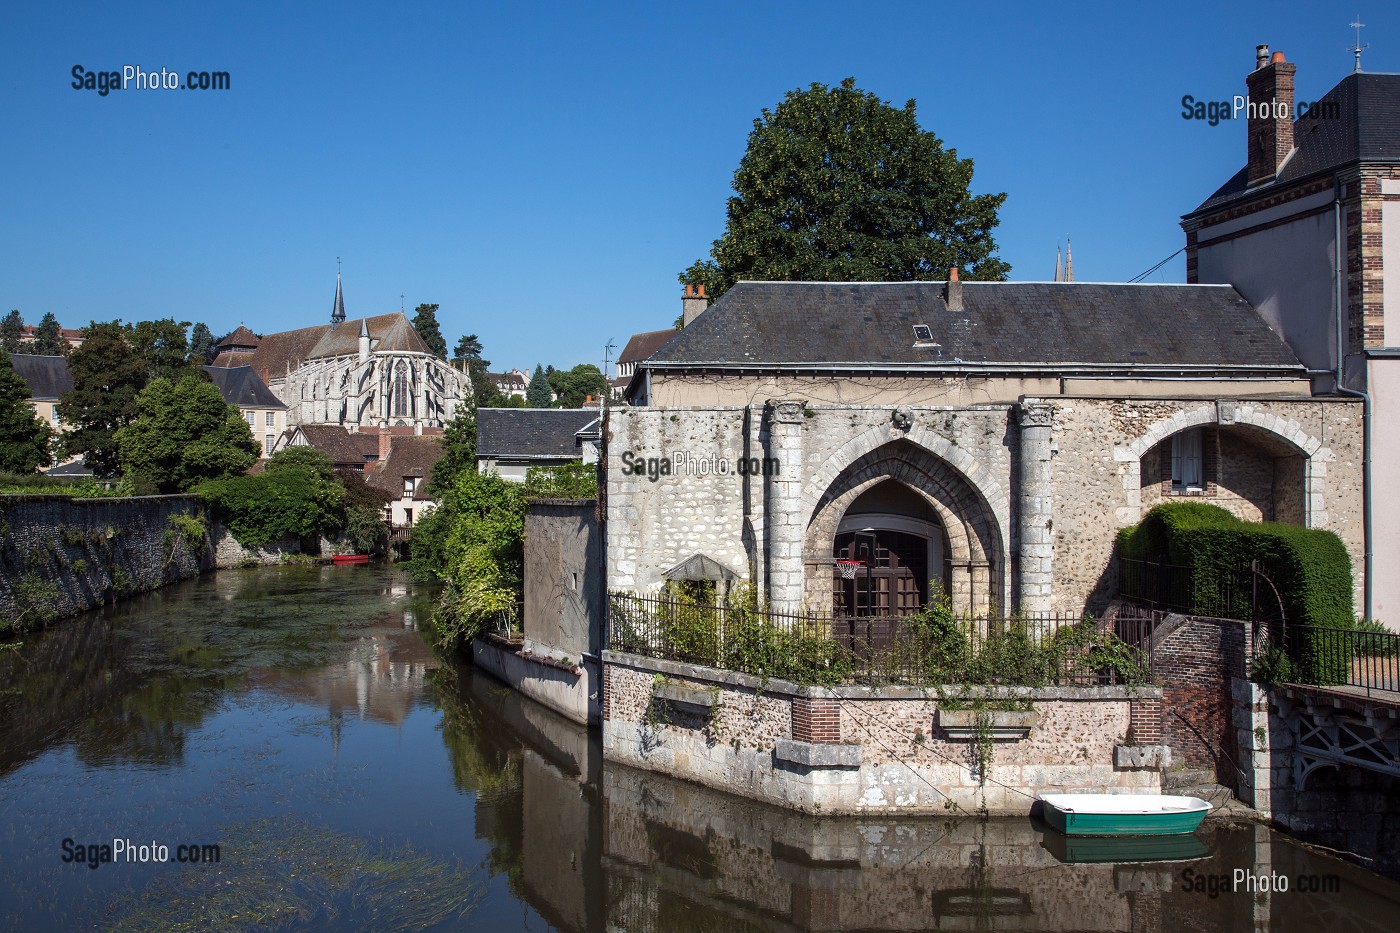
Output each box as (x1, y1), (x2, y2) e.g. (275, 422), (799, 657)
(208, 274), (470, 434)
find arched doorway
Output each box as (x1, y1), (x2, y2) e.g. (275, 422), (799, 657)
(831, 480), (949, 616)
(803, 439), (1003, 618)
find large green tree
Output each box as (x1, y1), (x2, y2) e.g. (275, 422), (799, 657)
(525, 365), (553, 408)
(115, 373), (260, 493)
(547, 364), (609, 408)
(30, 313), (67, 356)
(413, 303), (448, 360)
(58, 322), (148, 477)
(452, 333), (507, 408)
(0, 310), (24, 354)
(125, 318), (193, 380)
(188, 322), (217, 365)
(680, 77), (1010, 298)
(0, 350), (54, 473)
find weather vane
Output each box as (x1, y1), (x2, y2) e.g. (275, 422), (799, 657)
(1349, 16), (1369, 73)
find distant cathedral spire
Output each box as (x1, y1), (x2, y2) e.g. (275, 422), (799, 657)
(331, 263), (346, 324)
(1054, 245), (1063, 282)
(1063, 238), (1074, 282)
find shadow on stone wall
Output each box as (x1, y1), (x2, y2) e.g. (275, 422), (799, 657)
(0, 495), (213, 632)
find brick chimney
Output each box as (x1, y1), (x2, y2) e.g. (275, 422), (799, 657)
(378, 427), (392, 462)
(1245, 46), (1296, 186)
(944, 267), (963, 312)
(682, 283), (710, 327)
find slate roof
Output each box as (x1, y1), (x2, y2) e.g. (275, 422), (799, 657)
(366, 435), (445, 500)
(306, 313), (429, 360)
(201, 365), (286, 409)
(9, 354), (72, 400)
(217, 325), (261, 349)
(214, 312), (430, 383)
(292, 425), (381, 466)
(1188, 72), (1400, 216)
(477, 409), (600, 459)
(486, 371), (527, 389)
(618, 329), (678, 365)
(642, 281), (1304, 373)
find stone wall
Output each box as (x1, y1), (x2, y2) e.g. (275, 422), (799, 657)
(0, 494), (212, 630)
(601, 650), (1165, 814)
(605, 395), (1364, 618)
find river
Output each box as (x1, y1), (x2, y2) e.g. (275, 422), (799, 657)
(0, 564), (1397, 931)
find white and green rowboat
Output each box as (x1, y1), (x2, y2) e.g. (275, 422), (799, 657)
(1038, 793), (1212, 837)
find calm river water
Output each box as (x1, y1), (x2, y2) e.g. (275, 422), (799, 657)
(1, 564), (1398, 931)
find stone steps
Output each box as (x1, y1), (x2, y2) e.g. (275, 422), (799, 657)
(1163, 768), (1214, 789)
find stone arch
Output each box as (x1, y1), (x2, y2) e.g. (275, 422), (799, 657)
(803, 436), (1007, 615)
(1115, 402), (1334, 528)
(801, 422), (1010, 538)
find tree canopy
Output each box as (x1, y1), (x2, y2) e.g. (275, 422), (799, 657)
(58, 322), (148, 477)
(125, 318), (193, 380)
(413, 303), (448, 360)
(452, 332), (508, 407)
(525, 365), (553, 408)
(31, 313), (67, 356)
(680, 77), (1010, 298)
(547, 364), (609, 408)
(188, 323), (217, 365)
(0, 311), (23, 354)
(115, 373), (260, 493)
(0, 350), (54, 474)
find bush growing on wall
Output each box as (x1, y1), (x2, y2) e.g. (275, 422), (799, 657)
(196, 448), (347, 547)
(1118, 502), (1355, 683)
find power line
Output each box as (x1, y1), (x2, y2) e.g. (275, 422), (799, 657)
(1128, 247), (1184, 284)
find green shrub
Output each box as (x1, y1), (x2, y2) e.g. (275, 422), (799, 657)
(1355, 618), (1399, 658)
(1120, 502), (1354, 684)
(197, 468), (342, 547)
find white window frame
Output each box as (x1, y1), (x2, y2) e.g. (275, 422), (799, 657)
(1171, 429), (1204, 492)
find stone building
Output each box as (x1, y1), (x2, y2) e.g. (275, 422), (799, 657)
(1182, 44), (1399, 624)
(201, 365), (287, 457)
(208, 274), (470, 434)
(477, 408), (602, 482)
(606, 279), (1365, 617)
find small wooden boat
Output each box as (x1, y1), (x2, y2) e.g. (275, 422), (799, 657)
(1038, 793), (1211, 837)
(331, 554), (370, 565)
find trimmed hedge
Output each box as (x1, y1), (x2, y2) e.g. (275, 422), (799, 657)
(1119, 502), (1355, 684)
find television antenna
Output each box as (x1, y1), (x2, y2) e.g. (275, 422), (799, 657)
(1349, 16), (1369, 72)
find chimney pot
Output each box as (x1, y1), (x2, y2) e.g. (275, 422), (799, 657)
(1244, 47), (1296, 186)
(944, 270), (964, 312)
(681, 282), (711, 327)
(1255, 44), (1270, 69)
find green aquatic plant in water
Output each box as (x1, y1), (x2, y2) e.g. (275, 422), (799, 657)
(100, 817), (487, 932)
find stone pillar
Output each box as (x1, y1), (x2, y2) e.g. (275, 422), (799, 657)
(1018, 400), (1055, 613)
(765, 400), (806, 614)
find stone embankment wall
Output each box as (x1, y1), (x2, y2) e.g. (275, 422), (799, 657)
(0, 494), (213, 631)
(601, 650), (1168, 814)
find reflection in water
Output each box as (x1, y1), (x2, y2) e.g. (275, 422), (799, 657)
(0, 565), (1398, 931)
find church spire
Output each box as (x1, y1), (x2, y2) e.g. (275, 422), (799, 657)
(331, 262), (346, 324)
(1064, 237), (1074, 283)
(1054, 244), (1063, 282)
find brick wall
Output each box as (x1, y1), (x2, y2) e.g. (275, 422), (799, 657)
(790, 697), (840, 744)
(1150, 615), (1250, 776)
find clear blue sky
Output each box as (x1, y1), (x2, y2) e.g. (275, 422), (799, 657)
(2, 1), (1394, 373)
